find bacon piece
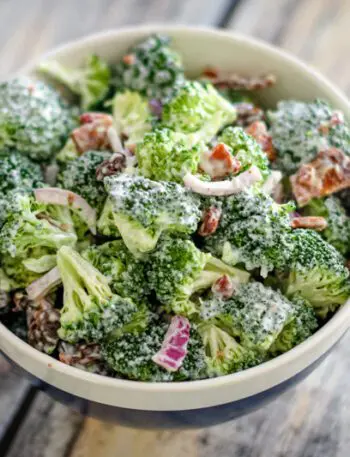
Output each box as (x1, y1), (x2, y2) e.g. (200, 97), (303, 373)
(96, 152), (126, 181)
(200, 143), (241, 179)
(152, 316), (191, 372)
(211, 275), (238, 299)
(236, 103), (265, 127)
(198, 206), (222, 236)
(290, 148), (350, 206)
(122, 53), (136, 65)
(245, 121), (277, 162)
(290, 216), (328, 231)
(79, 112), (113, 126)
(72, 113), (114, 155)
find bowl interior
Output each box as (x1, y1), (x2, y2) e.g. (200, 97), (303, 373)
(1, 26), (349, 412)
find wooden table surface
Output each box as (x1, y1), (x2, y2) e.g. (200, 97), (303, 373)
(1, 0), (350, 456)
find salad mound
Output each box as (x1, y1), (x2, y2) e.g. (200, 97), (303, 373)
(1, 34), (350, 382)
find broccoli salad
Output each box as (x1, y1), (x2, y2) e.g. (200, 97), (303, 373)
(1, 34), (350, 382)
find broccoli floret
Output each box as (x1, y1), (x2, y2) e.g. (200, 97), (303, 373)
(96, 198), (120, 237)
(0, 77), (77, 162)
(57, 150), (111, 210)
(269, 294), (318, 355)
(268, 99), (350, 174)
(112, 90), (153, 147)
(162, 81), (236, 141)
(0, 151), (44, 195)
(282, 229), (350, 318)
(0, 193), (77, 287)
(104, 174), (201, 255)
(201, 282), (295, 352)
(57, 246), (148, 343)
(198, 322), (261, 376)
(114, 34), (185, 101)
(218, 126), (270, 181)
(148, 235), (249, 316)
(136, 128), (203, 183)
(82, 240), (149, 301)
(204, 190), (295, 277)
(304, 197), (350, 256)
(102, 318), (207, 382)
(39, 54), (111, 110)
(56, 138), (79, 165)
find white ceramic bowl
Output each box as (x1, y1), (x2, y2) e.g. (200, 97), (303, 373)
(1, 26), (350, 428)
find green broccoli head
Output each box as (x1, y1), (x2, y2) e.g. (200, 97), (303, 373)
(198, 322), (261, 377)
(215, 282), (295, 352)
(162, 81), (236, 140)
(304, 197), (350, 256)
(104, 174), (201, 255)
(114, 34), (185, 101)
(0, 151), (44, 195)
(0, 193), (77, 287)
(102, 318), (207, 382)
(268, 99), (350, 175)
(82, 240), (149, 302)
(57, 246), (148, 343)
(204, 190), (295, 277)
(283, 229), (350, 318)
(269, 294), (318, 356)
(0, 77), (77, 162)
(112, 90), (153, 147)
(57, 150), (111, 210)
(39, 54), (112, 110)
(147, 235), (249, 316)
(136, 128), (203, 183)
(96, 198), (120, 237)
(218, 126), (270, 181)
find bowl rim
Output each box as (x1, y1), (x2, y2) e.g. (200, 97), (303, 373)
(1, 24), (350, 411)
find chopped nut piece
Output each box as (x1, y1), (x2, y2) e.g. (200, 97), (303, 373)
(291, 216), (328, 231)
(27, 299), (60, 354)
(198, 206), (222, 236)
(58, 341), (108, 375)
(95, 152), (126, 181)
(236, 103), (265, 127)
(291, 148), (350, 206)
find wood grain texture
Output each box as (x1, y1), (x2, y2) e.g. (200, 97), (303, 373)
(1, 0), (350, 456)
(229, 0), (350, 94)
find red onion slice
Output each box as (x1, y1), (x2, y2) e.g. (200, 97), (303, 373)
(152, 316), (191, 372)
(26, 266), (61, 301)
(183, 166), (262, 196)
(34, 188), (96, 234)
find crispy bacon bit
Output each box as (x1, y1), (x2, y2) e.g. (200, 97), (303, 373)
(236, 103), (265, 127)
(96, 152), (126, 181)
(201, 66), (219, 79)
(198, 206), (222, 237)
(212, 275), (238, 299)
(291, 216), (328, 231)
(71, 123), (111, 155)
(152, 316), (191, 372)
(200, 143), (241, 179)
(208, 73), (276, 91)
(318, 111), (344, 135)
(122, 53), (136, 65)
(79, 112), (113, 126)
(291, 148), (350, 206)
(245, 121), (277, 162)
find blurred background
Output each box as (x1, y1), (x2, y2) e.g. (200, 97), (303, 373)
(1, 0), (350, 456)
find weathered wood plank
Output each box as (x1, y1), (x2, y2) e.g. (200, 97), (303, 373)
(0, 0), (234, 79)
(228, 0), (350, 94)
(69, 420), (197, 457)
(5, 392), (83, 457)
